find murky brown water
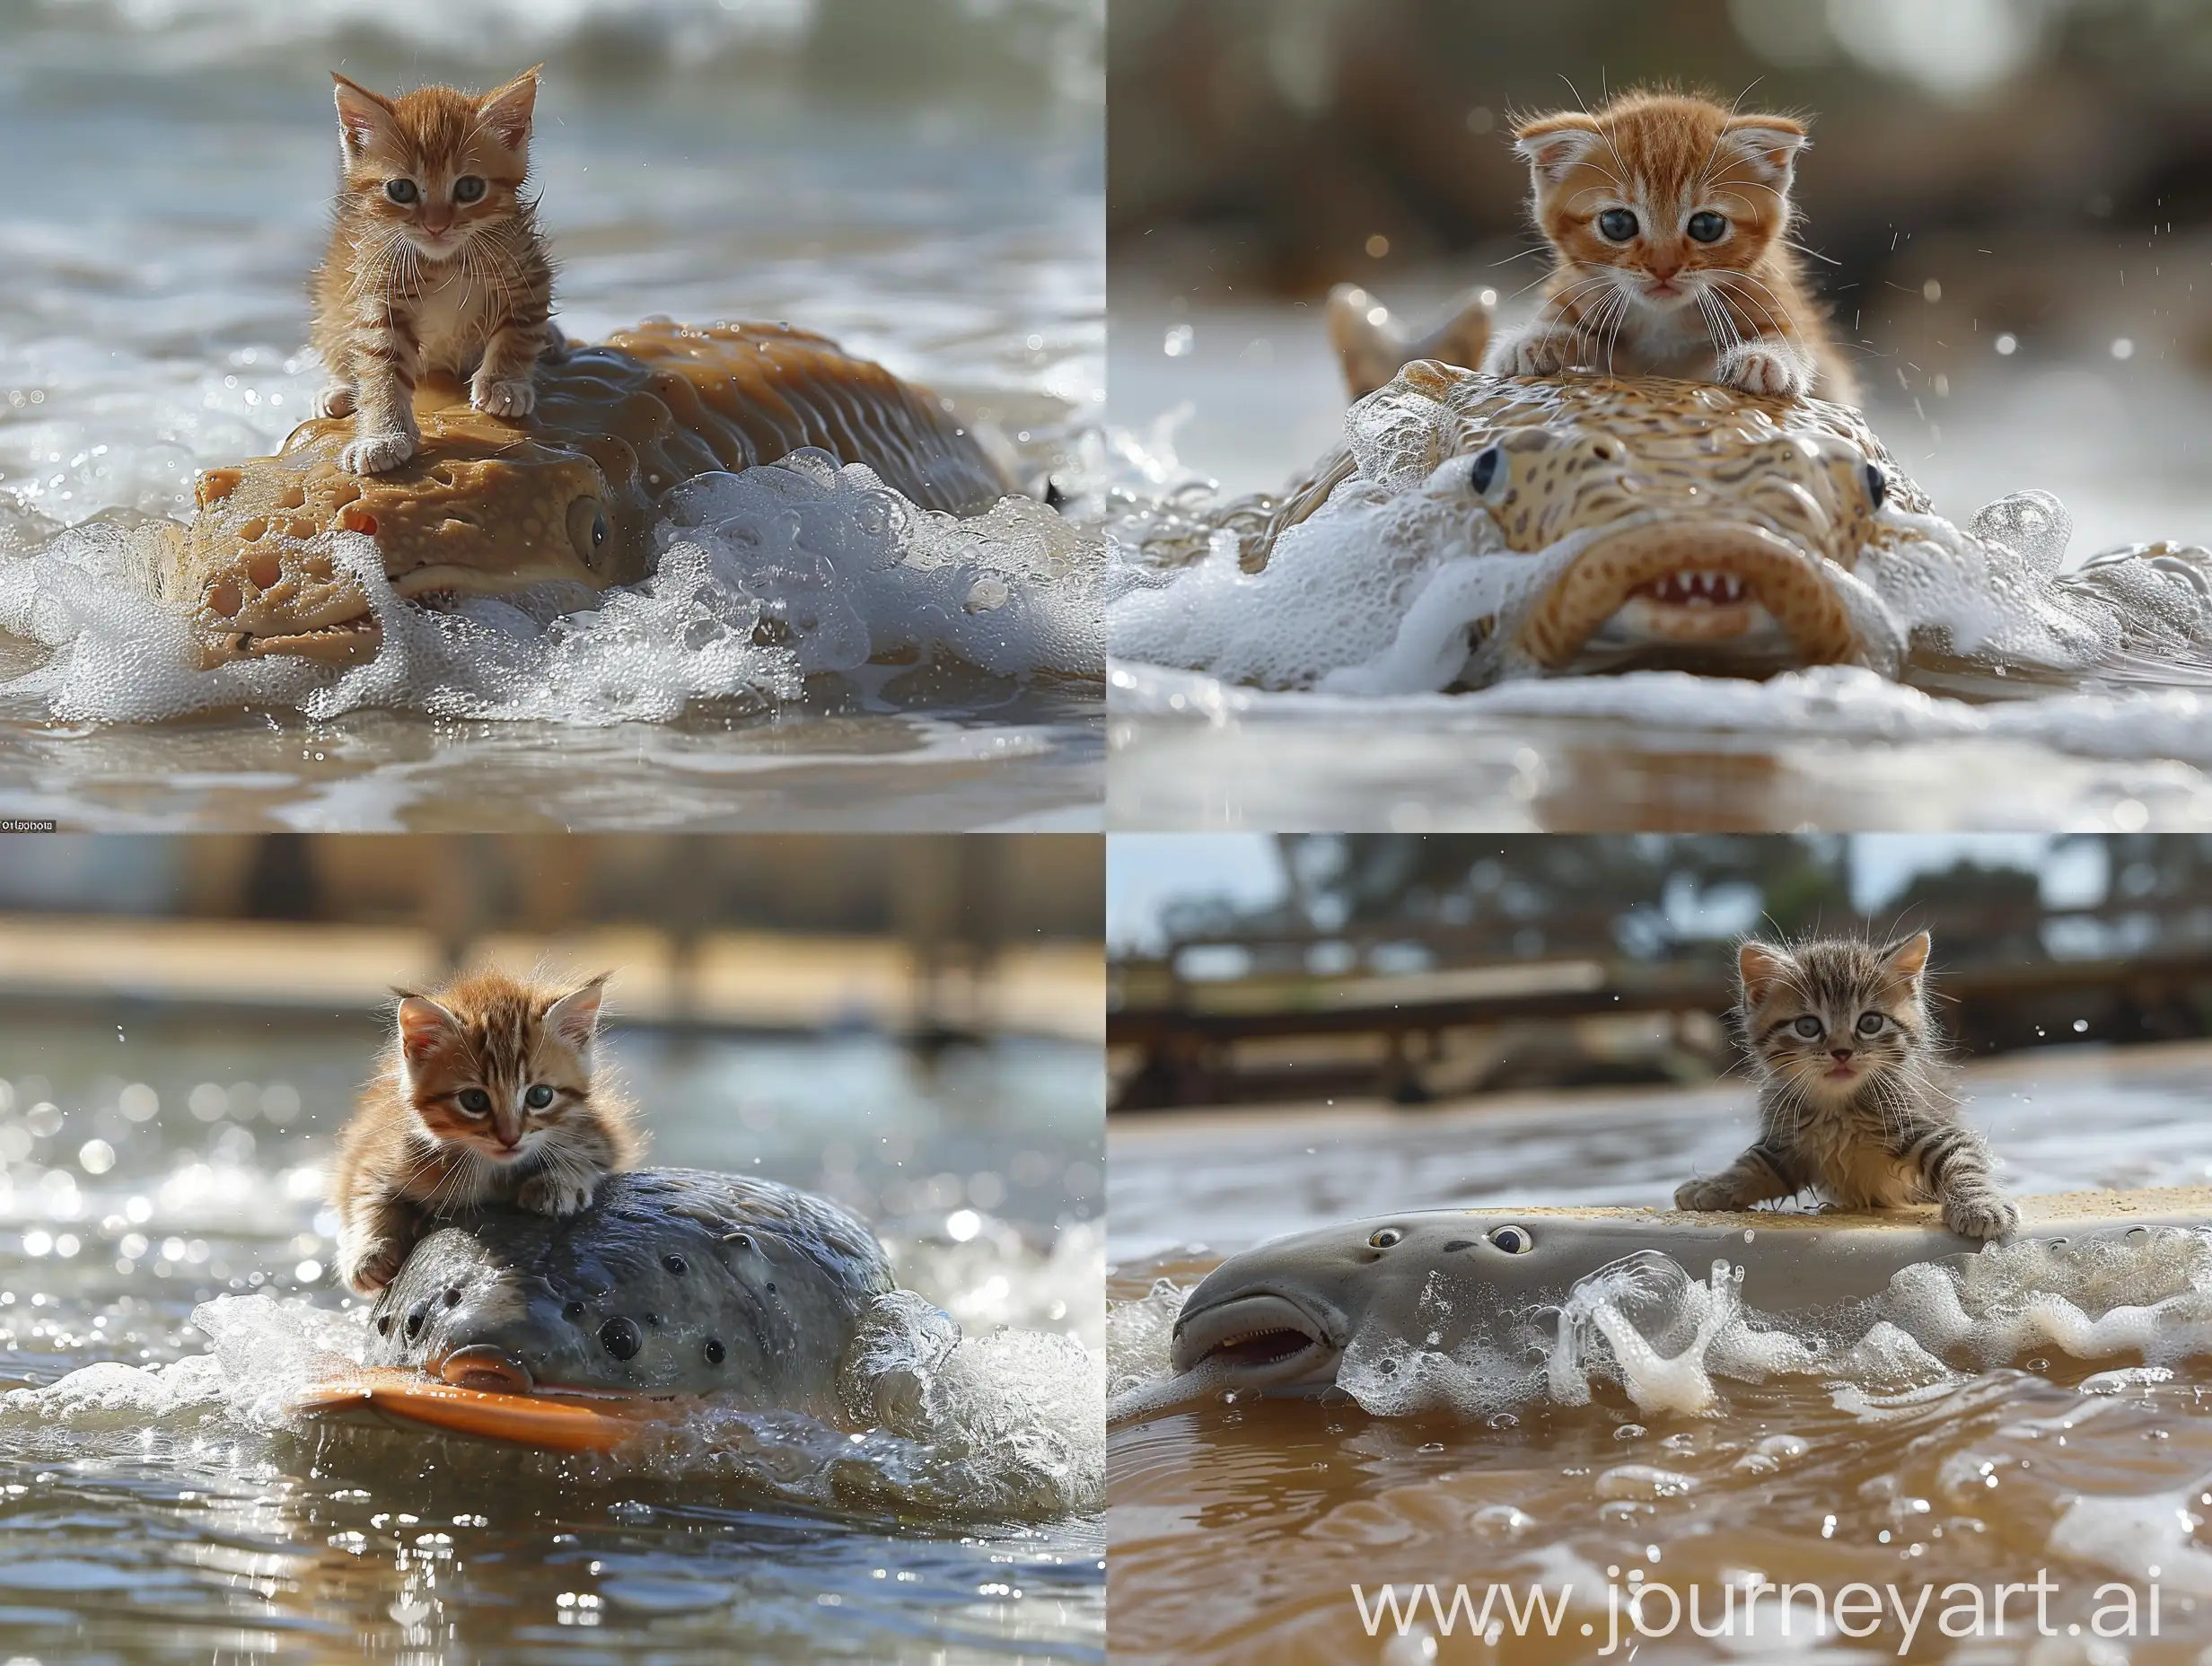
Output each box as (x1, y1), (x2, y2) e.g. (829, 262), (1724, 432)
(1106, 1044), (2212, 1662)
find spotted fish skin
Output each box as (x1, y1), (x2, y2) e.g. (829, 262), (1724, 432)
(364, 1168), (899, 1413)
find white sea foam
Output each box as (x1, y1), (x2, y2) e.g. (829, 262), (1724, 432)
(0, 452), (1101, 725)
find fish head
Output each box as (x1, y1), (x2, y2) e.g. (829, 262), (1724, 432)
(173, 370), (649, 668)
(364, 1176), (869, 1413)
(1169, 1212), (1594, 1399)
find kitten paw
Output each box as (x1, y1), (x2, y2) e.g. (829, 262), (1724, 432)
(314, 385), (356, 419)
(1718, 345), (1810, 399)
(1674, 1179), (1741, 1212)
(342, 1241), (405, 1293)
(1944, 1194), (2019, 1241)
(518, 1171), (595, 1216)
(471, 378), (537, 419)
(1506, 334), (1574, 377)
(339, 430), (417, 475)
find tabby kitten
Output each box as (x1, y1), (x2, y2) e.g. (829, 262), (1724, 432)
(1674, 931), (2017, 1241)
(331, 969), (642, 1293)
(1486, 90), (1856, 403)
(311, 66), (559, 477)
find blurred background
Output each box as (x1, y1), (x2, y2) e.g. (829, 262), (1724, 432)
(1107, 833), (2212, 1260)
(0, 832), (1102, 1306)
(1109, 0), (2212, 551)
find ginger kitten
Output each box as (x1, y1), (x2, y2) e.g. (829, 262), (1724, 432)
(311, 66), (559, 477)
(1486, 90), (1857, 404)
(331, 969), (642, 1293)
(1675, 931), (2016, 1241)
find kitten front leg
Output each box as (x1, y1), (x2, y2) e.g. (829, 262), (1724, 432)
(339, 315), (423, 475)
(338, 1191), (421, 1293)
(1483, 318), (1589, 379)
(1675, 1142), (1805, 1212)
(1715, 337), (1813, 400)
(516, 1164), (597, 1217)
(1902, 1126), (2017, 1241)
(470, 314), (550, 420)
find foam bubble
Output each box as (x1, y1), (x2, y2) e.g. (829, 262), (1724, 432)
(0, 453), (1101, 725)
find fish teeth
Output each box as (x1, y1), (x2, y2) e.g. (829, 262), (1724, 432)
(1646, 569), (1748, 606)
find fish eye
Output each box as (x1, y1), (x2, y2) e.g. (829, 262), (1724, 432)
(1597, 208), (1639, 242)
(1487, 1224), (1535, 1255)
(1687, 211), (1728, 244)
(1369, 1227), (1404, 1249)
(1792, 1016), (1823, 1039)
(385, 179), (420, 206)
(598, 1316), (642, 1361)
(704, 1338), (725, 1365)
(453, 175), (487, 204)
(1856, 1012), (1885, 1037)
(1465, 444), (1505, 497)
(567, 496), (610, 561)
(524, 1083), (554, 1109)
(458, 1088), (491, 1115)
(1863, 461), (1888, 510)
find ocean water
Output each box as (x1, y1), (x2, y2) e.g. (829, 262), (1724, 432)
(1105, 296), (2212, 830)
(0, 0), (1105, 831)
(0, 1007), (1105, 1662)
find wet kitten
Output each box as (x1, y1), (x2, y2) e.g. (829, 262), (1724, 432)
(311, 66), (560, 477)
(332, 969), (642, 1293)
(1674, 931), (2016, 1241)
(1485, 90), (1856, 403)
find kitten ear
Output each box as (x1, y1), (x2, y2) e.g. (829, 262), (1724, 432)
(1736, 941), (1793, 1005)
(1879, 930), (1933, 985)
(331, 74), (399, 159)
(545, 973), (610, 1052)
(477, 65), (542, 151)
(394, 993), (461, 1068)
(1719, 115), (1809, 189)
(1512, 113), (1603, 186)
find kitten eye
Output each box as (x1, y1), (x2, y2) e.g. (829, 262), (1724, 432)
(385, 179), (420, 206)
(525, 1083), (554, 1109)
(1487, 1224), (1534, 1255)
(1687, 211), (1728, 244)
(452, 175), (487, 204)
(1792, 1016), (1823, 1039)
(567, 496), (610, 561)
(1369, 1227), (1404, 1249)
(1862, 462), (1888, 511)
(1856, 1013), (1885, 1037)
(1597, 208), (1639, 242)
(458, 1088), (491, 1115)
(1464, 444), (1505, 498)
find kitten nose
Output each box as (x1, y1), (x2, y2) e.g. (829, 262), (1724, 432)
(1830, 1048), (1854, 1062)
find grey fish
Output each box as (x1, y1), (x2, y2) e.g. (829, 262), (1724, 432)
(363, 1168), (947, 1420)
(1119, 1186), (2212, 1417)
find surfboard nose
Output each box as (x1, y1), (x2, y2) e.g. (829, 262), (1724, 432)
(435, 1343), (536, 1394)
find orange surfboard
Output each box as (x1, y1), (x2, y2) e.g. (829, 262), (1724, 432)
(292, 1367), (664, 1452)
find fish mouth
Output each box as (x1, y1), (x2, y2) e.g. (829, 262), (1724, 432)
(433, 1343), (536, 1394)
(1169, 1291), (1345, 1384)
(1519, 520), (1856, 671)
(209, 611), (382, 666)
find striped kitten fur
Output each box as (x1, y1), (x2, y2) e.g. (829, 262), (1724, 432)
(331, 968), (642, 1293)
(1674, 931), (2017, 1241)
(311, 66), (558, 476)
